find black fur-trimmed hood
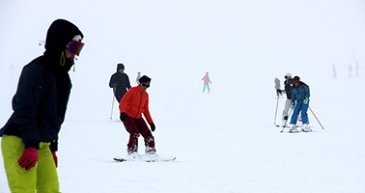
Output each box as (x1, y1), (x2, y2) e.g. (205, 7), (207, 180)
(43, 19), (83, 72)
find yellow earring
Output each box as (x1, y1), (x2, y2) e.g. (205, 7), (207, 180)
(60, 51), (65, 66)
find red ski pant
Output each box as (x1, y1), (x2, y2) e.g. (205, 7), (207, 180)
(122, 117), (155, 153)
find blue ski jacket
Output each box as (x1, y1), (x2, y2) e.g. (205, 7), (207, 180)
(291, 81), (310, 102)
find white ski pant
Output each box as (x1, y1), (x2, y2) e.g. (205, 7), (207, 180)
(282, 99), (291, 120)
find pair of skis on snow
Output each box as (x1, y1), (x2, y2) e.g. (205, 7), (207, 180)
(275, 111), (311, 133)
(276, 124), (313, 133)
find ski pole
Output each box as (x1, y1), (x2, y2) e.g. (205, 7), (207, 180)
(309, 107), (325, 130)
(110, 95), (115, 120)
(274, 96), (279, 126)
(110, 87), (116, 120)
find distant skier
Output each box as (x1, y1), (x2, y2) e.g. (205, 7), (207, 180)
(201, 72), (212, 93)
(289, 76), (311, 132)
(119, 75), (156, 155)
(332, 64), (337, 79)
(109, 63), (131, 103)
(0, 19), (84, 192)
(355, 62), (360, 77)
(136, 71), (141, 84)
(348, 63), (353, 78)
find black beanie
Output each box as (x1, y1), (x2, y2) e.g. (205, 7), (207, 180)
(293, 76), (300, 81)
(139, 75), (151, 83)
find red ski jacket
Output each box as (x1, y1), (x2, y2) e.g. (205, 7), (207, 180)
(119, 85), (153, 124)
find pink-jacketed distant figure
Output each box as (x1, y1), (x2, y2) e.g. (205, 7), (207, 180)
(201, 72), (213, 93)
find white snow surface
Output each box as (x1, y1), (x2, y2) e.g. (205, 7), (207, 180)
(1, 0), (365, 192)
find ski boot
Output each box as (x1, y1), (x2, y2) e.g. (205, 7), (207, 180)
(301, 124), (312, 132)
(145, 146), (156, 154)
(289, 125), (299, 133)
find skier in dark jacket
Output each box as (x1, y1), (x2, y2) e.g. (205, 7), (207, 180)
(289, 76), (311, 132)
(109, 63), (131, 103)
(275, 73), (295, 127)
(0, 19), (84, 192)
(281, 73), (294, 126)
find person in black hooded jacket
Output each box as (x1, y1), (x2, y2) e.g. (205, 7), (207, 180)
(109, 63), (131, 103)
(0, 19), (84, 192)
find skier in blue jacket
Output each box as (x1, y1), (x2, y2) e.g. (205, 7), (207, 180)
(289, 76), (311, 132)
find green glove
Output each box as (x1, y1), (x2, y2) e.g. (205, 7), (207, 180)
(303, 98), (309, 105)
(290, 102), (295, 109)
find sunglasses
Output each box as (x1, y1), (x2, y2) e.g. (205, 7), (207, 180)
(66, 40), (85, 56)
(141, 83), (150, 88)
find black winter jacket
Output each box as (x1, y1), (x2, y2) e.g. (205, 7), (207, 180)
(0, 19), (83, 151)
(109, 66), (131, 102)
(284, 79), (294, 100)
(0, 56), (71, 150)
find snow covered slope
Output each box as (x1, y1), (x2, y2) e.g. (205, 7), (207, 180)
(1, 0), (365, 192)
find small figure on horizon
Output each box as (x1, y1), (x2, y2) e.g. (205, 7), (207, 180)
(332, 64), (337, 79)
(355, 62), (360, 77)
(136, 72), (141, 84)
(201, 72), (212, 93)
(109, 63), (131, 103)
(348, 63), (353, 78)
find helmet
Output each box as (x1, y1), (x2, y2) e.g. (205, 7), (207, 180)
(284, 73), (292, 79)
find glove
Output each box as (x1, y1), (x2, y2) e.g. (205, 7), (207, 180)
(276, 89), (282, 95)
(18, 147), (38, 170)
(290, 102), (295, 109)
(120, 113), (128, 121)
(51, 151), (58, 167)
(150, 123), (156, 132)
(303, 98), (309, 105)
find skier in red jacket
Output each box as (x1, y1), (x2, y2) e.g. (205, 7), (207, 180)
(119, 75), (156, 155)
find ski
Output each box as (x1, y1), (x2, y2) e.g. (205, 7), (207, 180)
(113, 157), (128, 162)
(275, 124), (291, 128)
(113, 157), (176, 162)
(113, 154), (176, 162)
(143, 156), (176, 162)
